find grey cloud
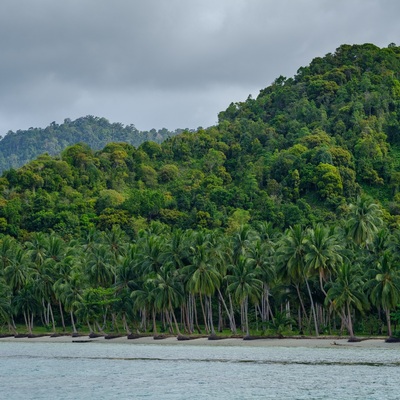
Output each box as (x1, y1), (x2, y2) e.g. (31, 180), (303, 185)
(0, 0), (399, 134)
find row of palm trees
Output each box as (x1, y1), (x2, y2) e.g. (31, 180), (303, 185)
(1, 196), (400, 339)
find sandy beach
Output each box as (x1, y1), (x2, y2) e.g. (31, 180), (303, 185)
(0, 335), (396, 348)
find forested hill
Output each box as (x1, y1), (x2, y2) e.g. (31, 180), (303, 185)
(1, 43), (400, 238)
(0, 116), (184, 173)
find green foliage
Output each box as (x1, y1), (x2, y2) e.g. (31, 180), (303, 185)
(0, 43), (399, 241)
(0, 116), (184, 173)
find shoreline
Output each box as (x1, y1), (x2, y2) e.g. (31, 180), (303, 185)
(0, 334), (397, 348)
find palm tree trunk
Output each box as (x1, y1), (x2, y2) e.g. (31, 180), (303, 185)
(193, 295), (202, 334)
(87, 319), (93, 333)
(218, 298), (222, 332)
(170, 304), (181, 336)
(152, 308), (158, 336)
(319, 272), (328, 297)
(217, 288), (236, 333)
(199, 295), (209, 333)
(49, 302), (56, 333)
(70, 310), (77, 334)
(385, 307), (392, 337)
(295, 283), (308, 332)
(8, 321), (17, 335)
(207, 295), (215, 335)
(42, 298), (49, 326)
(244, 296), (250, 337)
(346, 302), (355, 339)
(30, 312), (34, 334)
(304, 276), (319, 336)
(59, 301), (66, 331)
(23, 310), (29, 333)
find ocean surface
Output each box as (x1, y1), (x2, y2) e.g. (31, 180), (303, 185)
(1, 341), (399, 399)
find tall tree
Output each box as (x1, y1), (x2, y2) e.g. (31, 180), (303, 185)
(227, 255), (262, 337)
(368, 251), (400, 337)
(305, 224), (343, 297)
(347, 196), (383, 248)
(325, 263), (369, 340)
(276, 225), (319, 335)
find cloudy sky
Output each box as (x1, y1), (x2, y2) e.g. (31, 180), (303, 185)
(1, 0), (399, 135)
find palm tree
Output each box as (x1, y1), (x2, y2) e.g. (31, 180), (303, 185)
(185, 231), (221, 335)
(227, 255), (262, 337)
(325, 263), (369, 340)
(0, 235), (18, 272)
(54, 269), (83, 334)
(347, 195), (383, 248)
(53, 245), (82, 333)
(151, 263), (184, 336)
(114, 244), (141, 334)
(231, 225), (259, 263)
(138, 233), (168, 276)
(276, 225), (319, 335)
(131, 279), (158, 335)
(12, 282), (40, 334)
(248, 238), (276, 328)
(84, 243), (114, 288)
(305, 224), (343, 297)
(0, 278), (15, 334)
(368, 251), (400, 337)
(4, 246), (34, 295)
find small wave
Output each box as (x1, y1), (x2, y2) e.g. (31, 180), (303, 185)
(1, 354), (398, 367)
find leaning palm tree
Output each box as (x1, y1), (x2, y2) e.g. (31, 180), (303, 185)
(325, 263), (369, 340)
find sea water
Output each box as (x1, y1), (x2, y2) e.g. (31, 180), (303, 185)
(1, 341), (399, 399)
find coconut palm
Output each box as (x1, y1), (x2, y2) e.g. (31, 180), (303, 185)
(55, 280), (81, 334)
(248, 238), (276, 327)
(347, 195), (383, 248)
(131, 279), (158, 335)
(231, 225), (259, 263)
(227, 255), (263, 337)
(84, 243), (114, 288)
(138, 233), (169, 276)
(12, 282), (40, 334)
(0, 235), (18, 272)
(325, 263), (369, 339)
(151, 263), (184, 335)
(276, 225), (319, 335)
(368, 251), (400, 337)
(26, 232), (48, 267)
(114, 244), (141, 334)
(0, 279), (15, 333)
(185, 231), (221, 335)
(305, 224), (343, 297)
(4, 246), (34, 294)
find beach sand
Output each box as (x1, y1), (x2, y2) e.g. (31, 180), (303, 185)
(0, 335), (396, 348)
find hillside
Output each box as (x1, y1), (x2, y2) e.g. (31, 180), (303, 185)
(0, 115), (184, 173)
(1, 43), (400, 339)
(0, 43), (399, 238)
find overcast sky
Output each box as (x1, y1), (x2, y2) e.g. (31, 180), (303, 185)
(0, 0), (399, 135)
